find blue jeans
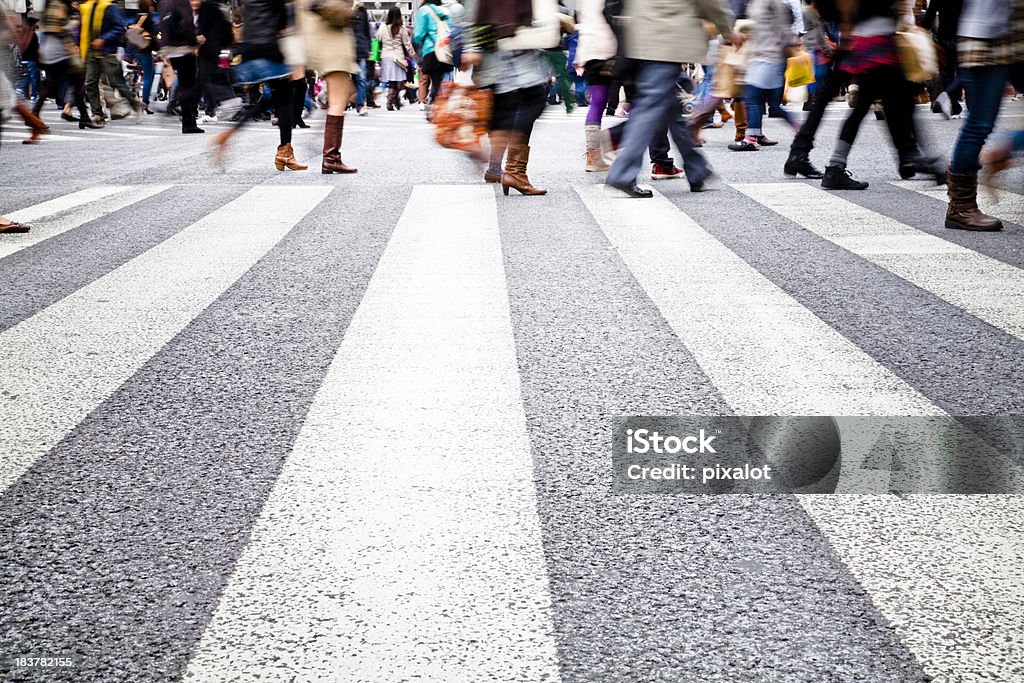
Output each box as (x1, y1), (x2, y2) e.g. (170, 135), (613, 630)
(128, 48), (155, 104)
(355, 58), (368, 108)
(19, 61), (40, 101)
(744, 84), (791, 137)
(607, 60), (711, 188)
(951, 64), (1010, 175)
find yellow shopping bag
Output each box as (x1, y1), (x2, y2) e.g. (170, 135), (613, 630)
(785, 51), (815, 88)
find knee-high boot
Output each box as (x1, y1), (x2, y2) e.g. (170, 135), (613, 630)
(321, 114), (357, 174)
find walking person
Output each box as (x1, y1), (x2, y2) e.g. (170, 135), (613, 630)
(33, 0), (97, 129)
(820, 0), (945, 190)
(79, 0), (144, 127)
(127, 0), (158, 113)
(194, 0), (234, 123)
(159, 0), (204, 133)
(1, 10), (50, 144)
(604, 0), (744, 197)
(377, 6), (413, 111)
(943, 0), (1024, 231)
(413, 0), (452, 116)
(298, 0), (359, 173)
(351, 1), (372, 115)
(464, 0), (563, 196)
(210, 0), (305, 171)
(575, 0), (616, 172)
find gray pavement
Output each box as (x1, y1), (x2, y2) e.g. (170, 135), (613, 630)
(1, 96), (1023, 683)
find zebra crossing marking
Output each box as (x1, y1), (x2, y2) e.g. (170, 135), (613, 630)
(735, 182), (1024, 340)
(1, 185), (172, 259)
(0, 185), (331, 495)
(185, 185), (560, 683)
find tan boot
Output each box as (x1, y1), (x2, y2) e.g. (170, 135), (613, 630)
(501, 140), (547, 196)
(275, 143), (308, 171)
(322, 115), (357, 174)
(945, 171), (1002, 231)
(484, 130), (509, 183)
(585, 124), (609, 172)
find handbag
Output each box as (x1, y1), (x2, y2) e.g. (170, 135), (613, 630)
(784, 50), (815, 88)
(896, 27), (938, 83)
(432, 71), (493, 155)
(308, 0), (355, 29)
(125, 15), (151, 51)
(65, 38), (85, 74)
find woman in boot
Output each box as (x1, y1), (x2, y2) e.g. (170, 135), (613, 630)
(376, 6), (413, 111)
(944, 0), (1023, 231)
(34, 0), (97, 130)
(299, 0), (359, 174)
(211, 0), (307, 171)
(464, 0), (559, 196)
(1, 12), (50, 144)
(574, 0), (616, 172)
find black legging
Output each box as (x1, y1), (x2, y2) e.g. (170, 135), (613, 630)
(492, 84), (546, 140)
(169, 53), (199, 129)
(836, 65), (917, 164)
(232, 77), (294, 145)
(33, 60), (88, 120)
(421, 51), (450, 104)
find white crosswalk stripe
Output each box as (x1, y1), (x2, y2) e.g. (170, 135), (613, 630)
(2, 185), (172, 259)
(734, 182), (1024, 341)
(185, 185), (560, 683)
(576, 185), (1024, 683)
(1, 180), (1022, 683)
(0, 185), (330, 494)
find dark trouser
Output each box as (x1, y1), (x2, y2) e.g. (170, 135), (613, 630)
(34, 60), (88, 120)
(197, 57), (233, 116)
(791, 63), (844, 158)
(291, 78), (307, 123)
(836, 66), (916, 163)
(85, 51), (140, 118)
(169, 54), (199, 130)
(950, 64), (1010, 175)
(607, 60), (710, 188)
(233, 78), (293, 145)
(421, 51), (450, 104)
(491, 84), (546, 139)
(744, 83), (793, 137)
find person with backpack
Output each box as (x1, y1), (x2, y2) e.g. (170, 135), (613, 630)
(413, 0), (452, 117)
(159, 0), (204, 133)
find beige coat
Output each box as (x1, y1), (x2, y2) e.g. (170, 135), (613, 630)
(623, 0), (735, 64)
(297, 0), (358, 75)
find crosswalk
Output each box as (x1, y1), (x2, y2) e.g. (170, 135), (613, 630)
(0, 179), (1022, 682)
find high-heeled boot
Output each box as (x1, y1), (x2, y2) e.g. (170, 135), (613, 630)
(321, 115), (357, 174)
(501, 139), (547, 196)
(484, 130), (509, 183)
(275, 143), (308, 171)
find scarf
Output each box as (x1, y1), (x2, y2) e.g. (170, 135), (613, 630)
(79, 0), (113, 58)
(474, 0), (533, 40)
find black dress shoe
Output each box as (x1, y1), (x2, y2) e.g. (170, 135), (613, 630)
(182, 126), (206, 134)
(79, 119), (100, 130)
(61, 113), (78, 122)
(608, 183), (654, 198)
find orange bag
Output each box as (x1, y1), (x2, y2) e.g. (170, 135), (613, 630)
(432, 81), (493, 155)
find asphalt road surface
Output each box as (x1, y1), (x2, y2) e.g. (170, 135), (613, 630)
(1, 97), (1023, 683)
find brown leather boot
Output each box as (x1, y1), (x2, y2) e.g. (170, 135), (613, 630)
(945, 171), (1002, 231)
(501, 140), (547, 196)
(321, 115), (357, 174)
(585, 125), (609, 172)
(484, 130), (509, 183)
(275, 143), (308, 171)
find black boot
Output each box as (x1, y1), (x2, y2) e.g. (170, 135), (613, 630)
(822, 165), (869, 190)
(784, 153), (824, 179)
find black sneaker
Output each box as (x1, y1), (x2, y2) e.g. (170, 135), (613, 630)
(822, 165), (869, 190)
(784, 155), (824, 179)
(728, 139), (760, 152)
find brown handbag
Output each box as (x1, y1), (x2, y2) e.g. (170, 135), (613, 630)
(308, 0), (354, 28)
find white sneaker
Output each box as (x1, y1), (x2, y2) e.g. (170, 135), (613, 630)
(418, 102), (426, 111)
(357, 107), (368, 116)
(198, 114), (218, 124)
(1012, 93), (1023, 102)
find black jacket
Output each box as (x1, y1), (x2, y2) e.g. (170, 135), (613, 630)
(159, 0), (198, 48)
(238, 0), (286, 62)
(196, 0), (233, 60)
(353, 5), (371, 59)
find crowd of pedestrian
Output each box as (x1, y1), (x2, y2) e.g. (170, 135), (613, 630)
(1, 0), (1022, 234)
